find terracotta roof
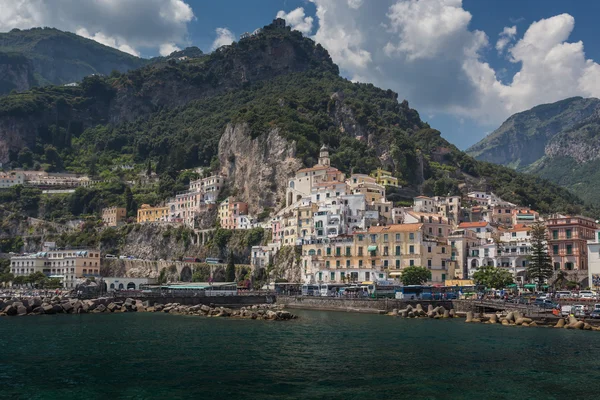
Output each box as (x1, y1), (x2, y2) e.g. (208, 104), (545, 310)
(458, 221), (489, 228)
(297, 165), (329, 173)
(368, 223), (423, 233)
(510, 223), (531, 232)
(415, 196), (431, 199)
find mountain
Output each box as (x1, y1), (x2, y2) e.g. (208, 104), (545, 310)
(0, 27), (149, 94)
(0, 21), (592, 222)
(466, 97), (600, 204)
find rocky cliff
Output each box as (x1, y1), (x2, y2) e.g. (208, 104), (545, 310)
(218, 123), (302, 214)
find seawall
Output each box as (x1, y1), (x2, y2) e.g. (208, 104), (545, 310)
(278, 296), (453, 313)
(110, 295), (274, 307)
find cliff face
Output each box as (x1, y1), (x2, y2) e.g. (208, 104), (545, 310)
(218, 123), (302, 214)
(467, 97), (600, 168)
(0, 53), (35, 93)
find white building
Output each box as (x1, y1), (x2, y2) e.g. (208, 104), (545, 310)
(0, 171), (24, 188)
(251, 246), (274, 268)
(588, 230), (600, 291)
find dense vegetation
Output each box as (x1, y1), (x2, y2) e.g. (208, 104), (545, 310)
(0, 27), (148, 93)
(0, 23), (596, 221)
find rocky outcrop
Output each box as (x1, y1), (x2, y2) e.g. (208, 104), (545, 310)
(0, 296), (298, 321)
(219, 123), (302, 215)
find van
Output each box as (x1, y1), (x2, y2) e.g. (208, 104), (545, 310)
(560, 305), (572, 317)
(556, 291), (573, 299)
(579, 290), (596, 299)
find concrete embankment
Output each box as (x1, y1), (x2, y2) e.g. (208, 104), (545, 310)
(278, 296), (453, 314)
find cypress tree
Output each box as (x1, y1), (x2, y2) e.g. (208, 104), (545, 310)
(225, 251), (236, 282)
(527, 221), (553, 289)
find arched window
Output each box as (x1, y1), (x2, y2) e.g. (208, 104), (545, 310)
(118, 283), (124, 290)
(127, 282), (136, 290)
(110, 283), (115, 289)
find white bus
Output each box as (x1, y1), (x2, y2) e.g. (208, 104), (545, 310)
(302, 284), (321, 296)
(320, 283), (346, 297)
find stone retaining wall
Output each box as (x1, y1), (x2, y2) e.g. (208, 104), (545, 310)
(278, 296), (453, 313)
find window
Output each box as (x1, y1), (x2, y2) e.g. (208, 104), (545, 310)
(346, 247), (351, 256)
(358, 247), (363, 256)
(566, 229), (572, 239)
(340, 272), (345, 280)
(428, 246), (432, 253)
(566, 245), (573, 255)
(346, 260), (350, 268)
(409, 245), (414, 254)
(383, 246), (389, 256)
(395, 246), (401, 256)
(396, 233), (401, 241)
(330, 272), (335, 281)
(441, 247), (446, 254)
(326, 261), (330, 268)
(318, 272), (323, 281)
(336, 260), (340, 267)
(358, 235), (364, 241)
(384, 260), (388, 267)
(427, 260), (432, 267)
(409, 233), (415, 240)
(410, 260), (415, 266)
(395, 260), (400, 268)
(553, 245), (559, 255)
(327, 248), (331, 256)
(359, 260), (363, 267)
(336, 247), (341, 256)
(441, 261), (446, 267)
(553, 230), (558, 239)
(383, 234), (388, 242)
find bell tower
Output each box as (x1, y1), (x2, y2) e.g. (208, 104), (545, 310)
(318, 144), (330, 167)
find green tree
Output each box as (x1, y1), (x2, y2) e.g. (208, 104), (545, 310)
(12, 275), (26, 286)
(400, 266), (431, 286)
(17, 147), (33, 168)
(44, 145), (64, 171)
(225, 251), (235, 282)
(124, 186), (137, 217)
(553, 269), (568, 290)
(146, 159), (152, 176)
(527, 221), (553, 290)
(472, 265), (514, 289)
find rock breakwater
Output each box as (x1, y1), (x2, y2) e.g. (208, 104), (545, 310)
(0, 297), (298, 321)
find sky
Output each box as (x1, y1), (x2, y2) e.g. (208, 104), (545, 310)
(2, 0), (600, 149)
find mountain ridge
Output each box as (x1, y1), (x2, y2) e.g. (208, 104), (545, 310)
(0, 21), (593, 221)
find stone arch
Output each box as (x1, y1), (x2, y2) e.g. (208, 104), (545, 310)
(470, 259), (479, 269)
(180, 266), (192, 282)
(127, 282), (136, 290)
(118, 283), (124, 290)
(317, 249), (322, 256)
(110, 283), (115, 290)
(289, 181), (295, 189)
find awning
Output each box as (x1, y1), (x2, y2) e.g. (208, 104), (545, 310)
(367, 245), (377, 251)
(523, 284), (537, 289)
(389, 272), (403, 276)
(506, 284), (517, 288)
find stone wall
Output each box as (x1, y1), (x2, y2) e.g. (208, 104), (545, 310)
(278, 296), (453, 313)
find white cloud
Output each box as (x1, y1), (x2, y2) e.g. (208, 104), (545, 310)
(159, 43), (181, 57)
(495, 25), (516, 53)
(347, 0), (363, 9)
(0, 0), (195, 57)
(276, 7), (314, 34)
(309, 0), (600, 133)
(76, 28), (140, 56)
(211, 27), (235, 50)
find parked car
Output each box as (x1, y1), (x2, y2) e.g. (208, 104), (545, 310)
(572, 304), (587, 318)
(534, 298), (556, 309)
(590, 304), (600, 319)
(578, 290), (596, 299)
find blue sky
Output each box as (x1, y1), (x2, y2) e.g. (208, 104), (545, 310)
(2, 0), (600, 149)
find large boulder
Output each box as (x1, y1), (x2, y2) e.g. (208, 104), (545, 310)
(61, 302), (74, 313)
(42, 304), (55, 314)
(449, 309), (455, 318)
(555, 319), (566, 328)
(94, 304), (107, 313)
(16, 305), (27, 316)
(505, 312), (514, 323)
(265, 310), (278, 320)
(4, 305), (17, 316)
(200, 305), (211, 313)
(465, 311), (473, 323)
(107, 303), (118, 312)
(489, 314), (498, 324)
(31, 306), (44, 315)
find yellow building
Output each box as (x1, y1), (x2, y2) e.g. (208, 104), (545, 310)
(137, 204), (169, 223)
(302, 223), (425, 283)
(370, 168), (399, 187)
(102, 206), (127, 227)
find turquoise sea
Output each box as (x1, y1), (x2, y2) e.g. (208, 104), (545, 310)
(1, 309), (600, 399)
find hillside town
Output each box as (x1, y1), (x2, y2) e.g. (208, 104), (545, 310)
(9, 144), (600, 293)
